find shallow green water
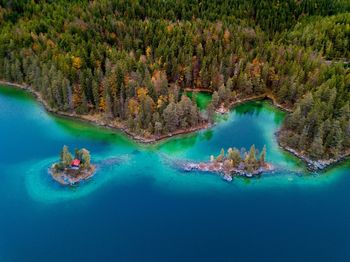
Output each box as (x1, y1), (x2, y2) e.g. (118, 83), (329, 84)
(186, 91), (212, 110)
(1, 85), (350, 262)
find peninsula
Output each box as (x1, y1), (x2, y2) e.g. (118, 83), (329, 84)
(181, 145), (273, 181)
(50, 146), (96, 185)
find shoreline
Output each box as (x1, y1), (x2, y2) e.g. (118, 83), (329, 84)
(216, 93), (293, 114)
(49, 164), (96, 186)
(1, 80), (349, 171)
(0, 80), (209, 144)
(179, 161), (274, 182)
(184, 87), (213, 93)
(278, 139), (350, 172)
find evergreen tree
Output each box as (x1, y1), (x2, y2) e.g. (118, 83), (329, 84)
(310, 133), (324, 159)
(212, 91), (220, 108)
(259, 145), (266, 165)
(80, 148), (91, 169)
(60, 145), (73, 168)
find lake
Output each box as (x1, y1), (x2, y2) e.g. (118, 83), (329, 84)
(1, 85), (350, 262)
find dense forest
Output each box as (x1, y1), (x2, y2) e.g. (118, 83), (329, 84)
(285, 13), (350, 60)
(0, 0), (349, 160)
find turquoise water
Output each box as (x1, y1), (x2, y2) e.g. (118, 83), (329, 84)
(1, 85), (350, 261)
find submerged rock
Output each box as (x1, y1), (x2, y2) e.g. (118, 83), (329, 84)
(223, 174), (233, 182)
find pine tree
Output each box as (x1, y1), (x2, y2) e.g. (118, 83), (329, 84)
(245, 145), (258, 171)
(60, 145), (73, 168)
(259, 145), (266, 165)
(310, 133), (324, 159)
(190, 105), (199, 126)
(212, 91), (219, 108)
(206, 103), (215, 124)
(163, 102), (178, 132)
(154, 121), (162, 136)
(228, 148), (242, 167)
(80, 148), (91, 169)
(216, 148), (225, 162)
(218, 85), (227, 104)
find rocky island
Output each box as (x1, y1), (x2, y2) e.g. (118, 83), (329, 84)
(50, 146), (96, 185)
(180, 145), (273, 181)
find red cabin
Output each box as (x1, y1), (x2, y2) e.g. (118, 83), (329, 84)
(71, 159), (81, 167)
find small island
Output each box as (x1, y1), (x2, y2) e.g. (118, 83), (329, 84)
(182, 145), (273, 181)
(50, 146), (96, 185)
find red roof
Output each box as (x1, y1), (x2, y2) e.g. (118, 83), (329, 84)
(71, 159), (81, 166)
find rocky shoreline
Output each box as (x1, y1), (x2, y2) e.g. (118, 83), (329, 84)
(180, 161), (274, 182)
(49, 164), (96, 186)
(279, 144), (350, 172)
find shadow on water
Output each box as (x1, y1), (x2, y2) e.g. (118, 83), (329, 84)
(0, 85), (32, 102)
(50, 116), (138, 148)
(201, 129), (214, 141)
(234, 101), (266, 116)
(234, 100), (286, 125)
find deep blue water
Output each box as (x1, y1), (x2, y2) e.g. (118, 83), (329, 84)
(1, 86), (350, 262)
